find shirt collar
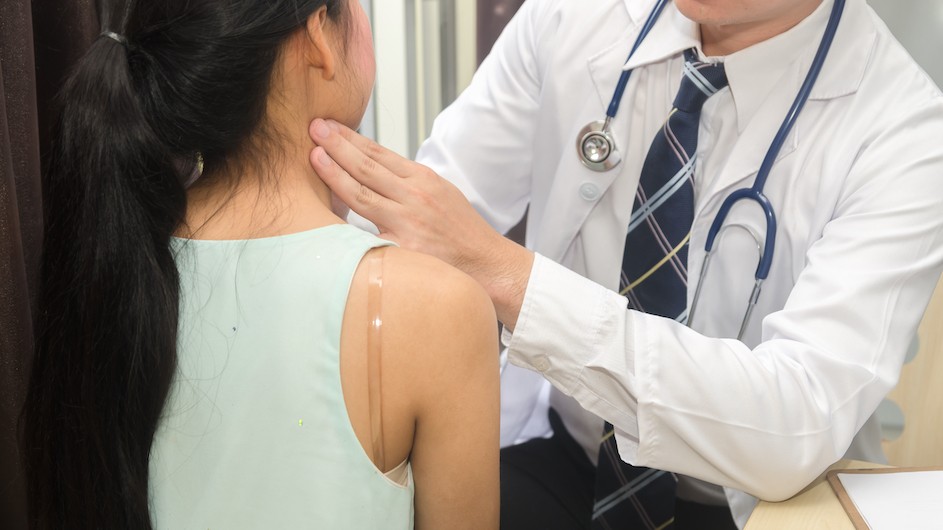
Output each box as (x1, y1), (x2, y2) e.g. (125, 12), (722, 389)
(623, 2), (700, 72)
(622, 0), (836, 132)
(724, 0), (835, 132)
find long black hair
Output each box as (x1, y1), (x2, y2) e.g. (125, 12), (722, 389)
(23, 0), (346, 528)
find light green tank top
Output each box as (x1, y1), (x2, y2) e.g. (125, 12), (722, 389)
(150, 224), (412, 529)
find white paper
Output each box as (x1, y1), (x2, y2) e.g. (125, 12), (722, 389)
(838, 471), (943, 529)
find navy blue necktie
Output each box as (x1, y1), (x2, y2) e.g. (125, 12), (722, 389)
(592, 49), (728, 530)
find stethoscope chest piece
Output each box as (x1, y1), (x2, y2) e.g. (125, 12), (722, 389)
(577, 119), (622, 172)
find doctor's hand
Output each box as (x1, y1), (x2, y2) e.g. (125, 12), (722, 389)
(309, 119), (534, 330)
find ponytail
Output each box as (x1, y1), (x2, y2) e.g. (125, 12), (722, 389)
(24, 28), (186, 530)
(23, 1), (348, 527)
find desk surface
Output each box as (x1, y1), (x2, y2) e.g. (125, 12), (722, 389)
(744, 460), (888, 529)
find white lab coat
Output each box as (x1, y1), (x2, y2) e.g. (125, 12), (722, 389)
(416, 0), (943, 525)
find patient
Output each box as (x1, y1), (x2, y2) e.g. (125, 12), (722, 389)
(22, 1), (499, 528)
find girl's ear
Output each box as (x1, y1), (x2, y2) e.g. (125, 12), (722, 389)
(303, 6), (336, 80)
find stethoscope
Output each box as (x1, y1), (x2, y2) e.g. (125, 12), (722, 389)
(577, 0), (846, 339)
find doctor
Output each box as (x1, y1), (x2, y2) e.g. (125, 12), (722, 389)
(310, 0), (943, 528)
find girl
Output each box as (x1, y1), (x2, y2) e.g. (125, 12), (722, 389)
(23, 1), (499, 528)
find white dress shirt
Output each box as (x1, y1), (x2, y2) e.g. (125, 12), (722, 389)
(416, 0), (943, 526)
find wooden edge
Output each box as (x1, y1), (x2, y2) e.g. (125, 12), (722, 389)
(828, 466), (943, 476)
(826, 470), (872, 530)
(826, 467), (943, 530)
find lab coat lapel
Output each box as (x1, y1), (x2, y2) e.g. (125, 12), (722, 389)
(546, 1), (694, 261)
(589, 0), (695, 121)
(537, 62), (625, 260)
(586, 26), (640, 116)
(806, 0), (874, 103)
(537, 5), (642, 262)
(623, 0), (658, 24)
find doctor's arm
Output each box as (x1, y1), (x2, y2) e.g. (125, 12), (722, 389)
(502, 101), (943, 501)
(312, 94), (943, 502)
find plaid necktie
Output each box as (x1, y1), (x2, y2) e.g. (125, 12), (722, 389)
(592, 49), (728, 530)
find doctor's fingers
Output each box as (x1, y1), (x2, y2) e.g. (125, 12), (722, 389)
(321, 119), (417, 178)
(310, 120), (409, 203)
(312, 145), (403, 231)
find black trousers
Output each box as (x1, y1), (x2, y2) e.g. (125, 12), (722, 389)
(500, 409), (738, 530)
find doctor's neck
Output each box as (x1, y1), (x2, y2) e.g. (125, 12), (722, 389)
(682, 0), (824, 56)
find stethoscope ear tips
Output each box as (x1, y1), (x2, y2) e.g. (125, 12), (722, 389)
(577, 119), (623, 172)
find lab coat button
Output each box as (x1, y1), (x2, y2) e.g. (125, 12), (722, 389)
(533, 357), (550, 372)
(579, 183), (601, 201)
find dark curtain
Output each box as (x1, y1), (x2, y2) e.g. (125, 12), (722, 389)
(477, 0), (527, 65)
(1, 1), (97, 528)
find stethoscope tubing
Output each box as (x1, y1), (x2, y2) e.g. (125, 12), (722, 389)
(607, 0), (672, 120)
(591, 0), (846, 339)
(705, 0), (846, 284)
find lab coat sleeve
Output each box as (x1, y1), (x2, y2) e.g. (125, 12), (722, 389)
(508, 96), (943, 501)
(509, 254), (645, 444)
(415, 0), (561, 234)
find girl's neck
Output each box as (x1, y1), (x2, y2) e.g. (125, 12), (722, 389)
(179, 133), (342, 241)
